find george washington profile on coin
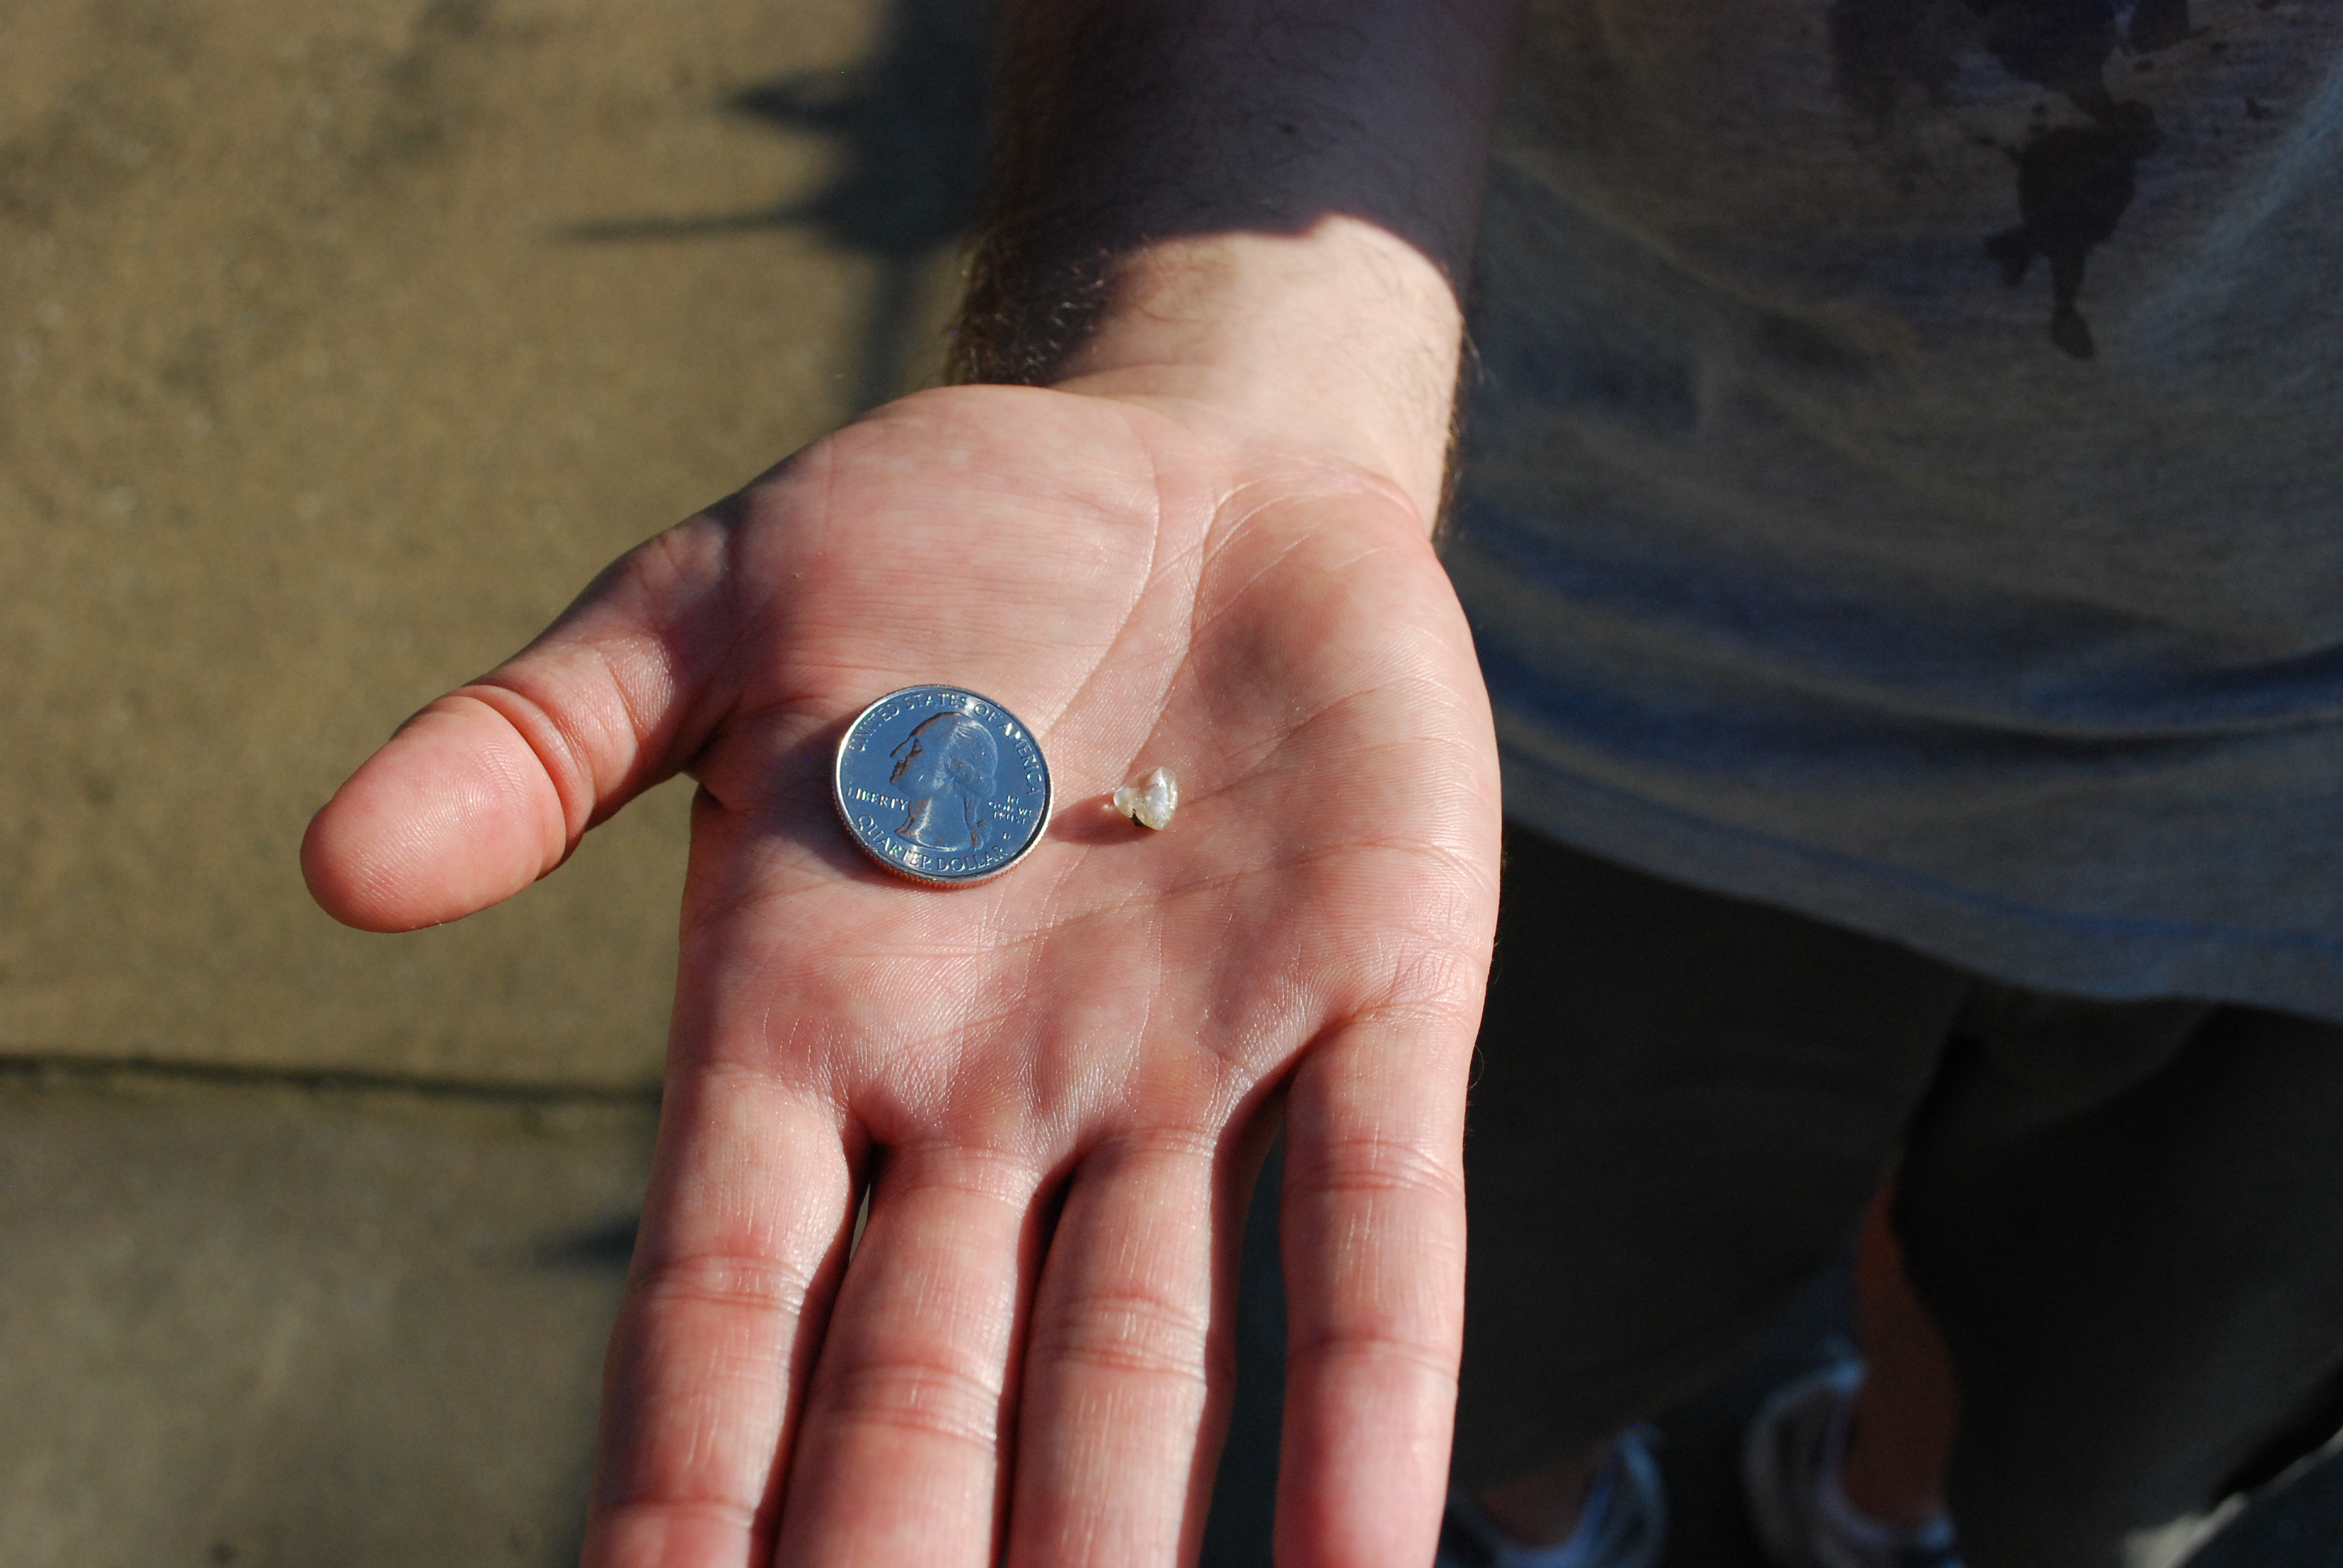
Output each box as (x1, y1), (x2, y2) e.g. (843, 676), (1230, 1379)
(889, 711), (999, 851)
(833, 685), (1052, 885)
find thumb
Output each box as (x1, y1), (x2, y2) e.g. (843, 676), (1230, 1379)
(302, 520), (738, 932)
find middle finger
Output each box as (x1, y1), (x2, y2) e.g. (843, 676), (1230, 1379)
(1006, 1127), (1230, 1568)
(772, 1139), (1048, 1567)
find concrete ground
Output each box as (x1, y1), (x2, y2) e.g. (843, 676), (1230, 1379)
(0, 1061), (652, 1568)
(3, 2), (965, 1561)
(2, 2), (2336, 1564)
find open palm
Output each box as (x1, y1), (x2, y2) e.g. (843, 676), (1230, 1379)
(304, 384), (1502, 1568)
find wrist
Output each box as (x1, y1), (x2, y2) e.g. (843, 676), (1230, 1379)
(947, 0), (1522, 531)
(1047, 218), (1463, 528)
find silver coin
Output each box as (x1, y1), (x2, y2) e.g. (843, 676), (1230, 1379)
(832, 685), (1052, 885)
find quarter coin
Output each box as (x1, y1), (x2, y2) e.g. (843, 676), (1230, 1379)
(832, 685), (1052, 885)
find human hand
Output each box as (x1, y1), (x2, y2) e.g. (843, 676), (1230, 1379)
(303, 382), (1501, 1566)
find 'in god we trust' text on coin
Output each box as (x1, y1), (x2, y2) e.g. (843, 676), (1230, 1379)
(832, 685), (1052, 885)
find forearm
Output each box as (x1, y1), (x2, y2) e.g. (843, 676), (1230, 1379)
(952, 0), (1524, 523)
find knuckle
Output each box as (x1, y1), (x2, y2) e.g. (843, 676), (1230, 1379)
(1027, 1285), (1213, 1383)
(824, 1357), (1004, 1452)
(1286, 1131), (1461, 1207)
(590, 1491), (762, 1535)
(632, 1247), (818, 1319)
(1286, 1322), (1460, 1384)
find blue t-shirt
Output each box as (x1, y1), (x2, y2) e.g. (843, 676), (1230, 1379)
(1448, 0), (2343, 1021)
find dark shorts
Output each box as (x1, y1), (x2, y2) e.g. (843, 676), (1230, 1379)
(1453, 828), (2343, 1568)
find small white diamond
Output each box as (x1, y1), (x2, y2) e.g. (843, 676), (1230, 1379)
(1112, 766), (1178, 831)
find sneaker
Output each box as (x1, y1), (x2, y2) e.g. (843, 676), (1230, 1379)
(1742, 1360), (1962, 1568)
(1437, 1428), (1666, 1568)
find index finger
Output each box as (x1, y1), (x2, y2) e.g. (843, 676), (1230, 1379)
(584, 1067), (859, 1568)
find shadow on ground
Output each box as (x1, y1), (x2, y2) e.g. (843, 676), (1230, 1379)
(570, 0), (988, 414)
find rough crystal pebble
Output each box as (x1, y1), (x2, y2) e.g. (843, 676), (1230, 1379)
(1113, 766), (1178, 831)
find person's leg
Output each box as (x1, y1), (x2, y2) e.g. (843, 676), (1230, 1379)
(1739, 1174), (1965, 1568)
(1898, 998), (2343, 1568)
(1839, 1177), (1959, 1532)
(1451, 828), (1973, 1544)
(1469, 1446), (1616, 1547)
